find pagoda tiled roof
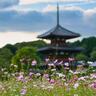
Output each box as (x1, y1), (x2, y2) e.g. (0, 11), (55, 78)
(37, 46), (84, 54)
(38, 24), (80, 39)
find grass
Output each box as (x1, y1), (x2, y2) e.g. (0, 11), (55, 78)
(0, 77), (96, 96)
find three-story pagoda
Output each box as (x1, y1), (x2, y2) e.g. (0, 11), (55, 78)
(37, 4), (83, 57)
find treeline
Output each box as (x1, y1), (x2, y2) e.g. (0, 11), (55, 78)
(0, 37), (96, 69)
(71, 37), (96, 56)
(0, 40), (46, 69)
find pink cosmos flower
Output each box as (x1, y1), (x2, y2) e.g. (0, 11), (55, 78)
(90, 82), (96, 89)
(29, 72), (34, 77)
(17, 74), (24, 81)
(45, 58), (50, 62)
(31, 60), (37, 66)
(20, 87), (27, 95)
(43, 74), (49, 79)
(49, 79), (55, 84)
(68, 57), (75, 62)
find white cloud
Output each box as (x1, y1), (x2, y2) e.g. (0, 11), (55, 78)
(43, 4), (96, 17)
(84, 7), (96, 17)
(42, 5), (83, 12)
(19, 0), (93, 5)
(0, 32), (40, 48)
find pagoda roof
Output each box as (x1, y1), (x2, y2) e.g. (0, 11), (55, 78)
(37, 46), (84, 54)
(37, 24), (80, 39)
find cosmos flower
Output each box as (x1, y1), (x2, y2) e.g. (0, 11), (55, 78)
(36, 73), (41, 77)
(73, 83), (79, 89)
(56, 73), (65, 78)
(78, 77), (85, 81)
(49, 79), (55, 84)
(43, 74), (49, 79)
(48, 63), (54, 67)
(90, 74), (96, 79)
(90, 82), (96, 89)
(54, 59), (58, 64)
(64, 62), (69, 67)
(58, 61), (63, 65)
(29, 72), (34, 77)
(31, 60), (37, 66)
(20, 87), (27, 95)
(45, 58), (50, 62)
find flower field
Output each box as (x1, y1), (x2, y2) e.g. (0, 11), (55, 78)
(0, 64), (96, 96)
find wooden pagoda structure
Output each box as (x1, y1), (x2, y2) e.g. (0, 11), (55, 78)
(37, 4), (83, 58)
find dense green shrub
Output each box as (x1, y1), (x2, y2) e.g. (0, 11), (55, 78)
(12, 47), (41, 72)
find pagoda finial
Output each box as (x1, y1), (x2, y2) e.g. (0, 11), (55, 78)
(57, 2), (59, 25)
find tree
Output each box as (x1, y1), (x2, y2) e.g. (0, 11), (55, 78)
(3, 44), (17, 54)
(12, 47), (41, 71)
(0, 48), (13, 69)
(75, 53), (87, 61)
(91, 50), (96, 61)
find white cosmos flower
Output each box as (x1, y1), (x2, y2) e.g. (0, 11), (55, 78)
(69, 70), (74, 74)
(64, 62), (69, 66)
(36, 73), (41, 76)
(54, 59), (58, 63)
(56, 73), (65, 78)
(48, 63), (54, 67)
(51, 69), (56, 72)
(73, 71), (80, 75)
(78, 77), (85, 81)
(45, 58), (49, 62)
(90, 74), (96, 79)
(73, 83), (79, 89)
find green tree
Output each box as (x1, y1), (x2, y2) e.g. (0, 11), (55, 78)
(91, 50), (96, 61)
(75, 53), (87, 61)
(0, 48), (13, 69)
(12, 47), (41, 71)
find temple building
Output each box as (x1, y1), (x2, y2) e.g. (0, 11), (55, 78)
(37, 4), (83, 59)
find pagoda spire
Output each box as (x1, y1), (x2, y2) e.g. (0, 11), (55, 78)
(57, 3), (59, 25)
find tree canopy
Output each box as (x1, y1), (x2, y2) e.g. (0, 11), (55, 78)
(12, 47), (41, 71)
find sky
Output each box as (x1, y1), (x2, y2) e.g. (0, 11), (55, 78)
(0, 0), (96, 47)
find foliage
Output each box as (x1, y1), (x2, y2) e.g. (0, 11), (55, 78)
(12, 47), (41, 71)
(0, 40), (46, 69)
(0, 66), (96, 96)
(15, 40), (47, 49)
(3, 44), (17, 54)
(0, 48), (13, 69)
(75, 53), (88, 61)
(0, 37), (96, 69)
(72, 37), (96, 56)
(91, 50), (96, 61)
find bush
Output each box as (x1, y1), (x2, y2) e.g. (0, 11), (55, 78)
(12, 47), (41, 72)
(75, 53), (87, 61)
(91, 50), (96, 61)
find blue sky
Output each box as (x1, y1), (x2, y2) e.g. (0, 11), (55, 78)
(0, 0), (96, 47)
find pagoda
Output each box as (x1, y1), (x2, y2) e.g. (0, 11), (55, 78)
(37, 4), (83, 58)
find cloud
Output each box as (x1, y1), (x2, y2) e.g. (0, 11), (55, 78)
(0, 0), (19, 8)
(0, 10), (54, 32)
(19, 0), (95, 5)
(0, 32), (40, 47)
(43, 5), (83, 12)
(0, 4), (95, 37)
